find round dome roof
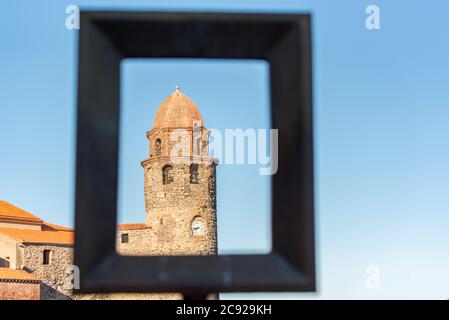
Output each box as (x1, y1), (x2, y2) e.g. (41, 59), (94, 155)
(153, 87), (204, 129)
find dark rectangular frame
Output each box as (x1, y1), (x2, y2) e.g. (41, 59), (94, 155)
(74, 11), (315, 294)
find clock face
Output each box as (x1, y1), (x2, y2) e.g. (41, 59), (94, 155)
(191, 220), (205, 236)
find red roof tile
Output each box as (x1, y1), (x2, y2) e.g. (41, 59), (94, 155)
(0, 227), (74, 245)
(42, 222), (74, 232)
(153, 88), (204, 129)
(0, 268), (40, 282)
(0, 201), (43, 224)
(118, 223), (149, 231)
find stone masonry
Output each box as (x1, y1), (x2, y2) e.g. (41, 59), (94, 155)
(22, 244), (73, 299)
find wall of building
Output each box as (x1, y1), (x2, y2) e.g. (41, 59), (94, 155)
(18, 239), (184, 300)
(0, 235), (17, 268)
(116, 228), (153, 256)
(22, 244), (73, 300)
(143, 160), (217, 256)
(0, 280), (40, 300)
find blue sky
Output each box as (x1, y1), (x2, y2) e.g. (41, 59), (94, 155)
(1, 0), (449, 299)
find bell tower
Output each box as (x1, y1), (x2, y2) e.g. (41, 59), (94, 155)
(141, 87), (218, 255)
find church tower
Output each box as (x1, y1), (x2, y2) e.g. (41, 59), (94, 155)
(141, 87), (218, 255)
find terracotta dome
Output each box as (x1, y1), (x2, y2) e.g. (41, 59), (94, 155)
(153, 87), (204, 129)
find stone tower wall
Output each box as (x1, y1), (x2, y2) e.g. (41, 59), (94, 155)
(142, 160), (217, 255)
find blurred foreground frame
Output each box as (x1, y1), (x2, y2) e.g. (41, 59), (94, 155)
(74, 11), (315, 296)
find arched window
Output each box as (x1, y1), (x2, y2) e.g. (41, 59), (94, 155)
(190, 164), (199, 184)
(162, 165), (173, 185)
(154, 139), (162, 157)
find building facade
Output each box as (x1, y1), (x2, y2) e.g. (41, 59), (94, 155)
(0, 88), (218, 299)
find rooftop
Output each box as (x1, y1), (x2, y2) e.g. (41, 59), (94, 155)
(0, 201), (149, 245)
(153, 87), (204, 129)
(0, 268), (40, 282)
(0, 201), (43, 224)
(0, 227), (74, 245)
(118, 223), (149, 231)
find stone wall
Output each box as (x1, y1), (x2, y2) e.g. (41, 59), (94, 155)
(116, 228), (153, 256)
(13, 224), (216, 300)
(142, 160), (217, 256)
(22, 244), (73, 300)
(0, 280), (40, 300)
(21, 240), (182, 300)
